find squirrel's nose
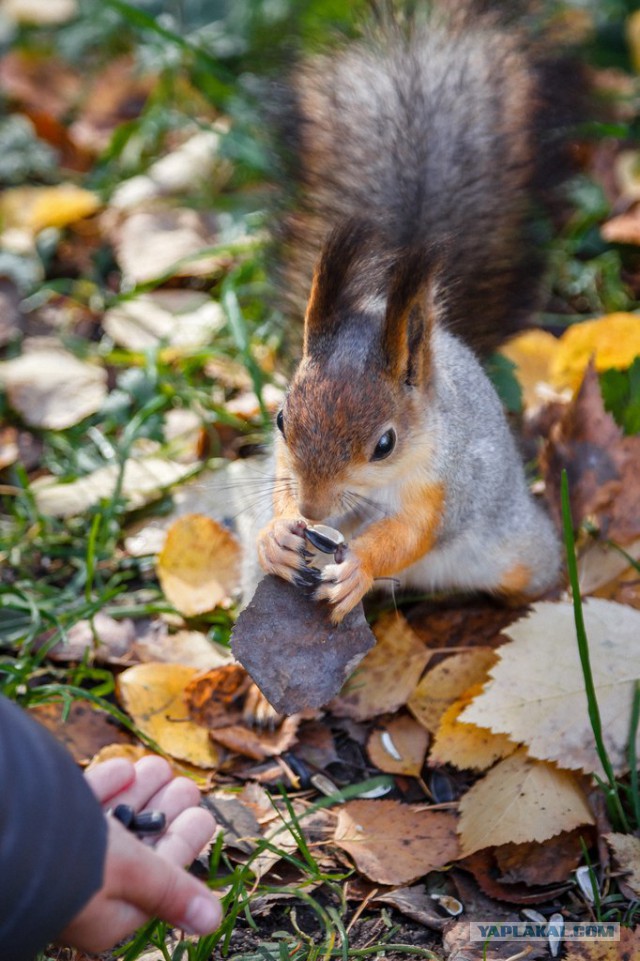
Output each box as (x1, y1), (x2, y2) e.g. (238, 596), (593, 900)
(298, 501), (325, 523)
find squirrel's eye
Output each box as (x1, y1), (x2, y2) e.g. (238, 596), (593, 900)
(371, 428), (396, 461)
(276, 409), (285, 438)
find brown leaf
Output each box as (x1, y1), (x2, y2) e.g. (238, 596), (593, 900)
(429, 683), (517, 772)
(43, 613), (136, 664)
(494, 829), (585, 887)
(29, 701), (132, 765)
(372, 885), (450, 932)
(458, 749), (594, 856)
(133, 627), (233, 671)
(156, 514), (241, 616)
(542, 362), (640, 544)
(334, 800), (460, 885)
(331, 612), (430, 721)
(458, 850), (572, 906)
(367, 714), (429, 777)
(208, 716), (300, 761)
(231, 575), (375, 716)
(605, 833), (640, 899)
(408, 649), (498, 734)
(564, 927), (640, 960)
(116, 662), (220, 768)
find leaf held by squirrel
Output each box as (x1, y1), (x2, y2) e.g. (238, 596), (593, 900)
(234, 0), (582, 712)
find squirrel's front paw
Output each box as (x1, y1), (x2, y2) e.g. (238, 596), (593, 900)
(315, 548), (373, 624)
(257, 518), (309, 585)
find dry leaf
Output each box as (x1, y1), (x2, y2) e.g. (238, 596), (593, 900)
(367, 714), (430, 777)
(0, 184), (100, 235)
(117, 662), (220, 768)
(208, 716), (300, 761)
(459, 849), (572, 906)
(103, 290), (224, 353)
(429, 683), (517, 772)
(29, 701), (132, 765)
(605, 833), (640, 898)
(156, 514), (241, 616)
(86, 743), (150, 769)
(2, 0), (77, 24)
(458, 749), (594, 856)
(408, 649), (498, 734)
(133, 627), (232, 671)
(500, 329), (564, 411)
(33, 457), (196, 517)
(0, 349), (106, 429)
(185, 664), (251, 729)
(550, 313), (640, 391)
(231, 575), (375, 716)
(331, 612), (430, 721)
(44, 612), (136, 664)
(542, 363), (640, 545)
(494, 829), (585, 887)
(111, 208), (221, 284)
(461, 600), (640, 776)
(564, 926), (640, 960)
(372, 885), (450, 932)
(334, 800), (460, 885)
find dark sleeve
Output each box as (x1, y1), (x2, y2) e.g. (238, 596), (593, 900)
(0, 696), (108, 961)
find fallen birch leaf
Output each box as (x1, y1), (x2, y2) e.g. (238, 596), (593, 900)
(461, 600), (640, 776)
(133, 628), (232, 672)
(156, 514), (241, 616)
(334, 800), (459, 885)
(331, 612), (430, 721)
(408, 649), (498, 734)
(500, 329), (564, 412)
(367, 714), (429, 777)
(117, 662), (220, 768)
(459, 849), (572, 906)
(372, 886), (450, 932)
(429, 683), (517, 771)
(494, 829), (585, 887)
(605, 833), (640, 898)
(458, 749), (594, 856)
(0, 348), (106, 429)
(111, 208), (221, 284)
(33, 457), (196, 517)
(103, 290), (224, 353)
(0, 183), (100, 233)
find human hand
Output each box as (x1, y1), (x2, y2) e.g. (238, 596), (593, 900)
(59, 755), (222, 953)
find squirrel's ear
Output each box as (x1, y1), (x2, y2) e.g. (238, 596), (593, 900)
(382, 252), (434, 388)
(303, 219), (379, 354)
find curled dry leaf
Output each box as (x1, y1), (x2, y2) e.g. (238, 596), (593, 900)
(429, 682), (517, 772)
(116, 662), (220, 769)
(0, 348), (106, 429)
(331, 612), (430, 722)
(461, 600), (640, 776)
(367, 713), (429, 777)
(459, 850), (572, 906)
(457, 749), (594, 857)
(208, 715), (300, 761)
(185, 664), (251, 729)
(334, 799), (460, 886)
(494, 829), (585, 887)
(156, 514), (241, 617)
(33, 456), (196, 517)
(408, 648), (497, 734)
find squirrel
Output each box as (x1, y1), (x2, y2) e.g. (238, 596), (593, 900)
(255, 0), (578, 623)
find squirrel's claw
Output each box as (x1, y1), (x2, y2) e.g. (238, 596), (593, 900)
(315, 550), (373, 624)
(257, 517), (307, 583)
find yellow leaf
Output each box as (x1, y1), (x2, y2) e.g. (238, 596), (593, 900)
(500, 329), (562, 411)
(117, 662), (220, 768)
(628, 10), (640, 73)
(156, 514), (241, 616)
(0, 185), (100, 233)
(407, 648), (497, 734)
(458, 749), (594, 856)
(429, 683), (517, 771)
(550, 314), (640, 391)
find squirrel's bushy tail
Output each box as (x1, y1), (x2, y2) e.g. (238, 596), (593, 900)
(271, 0), (582, 353)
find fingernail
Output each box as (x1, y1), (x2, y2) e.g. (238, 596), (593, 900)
(182, 895), (221, 935)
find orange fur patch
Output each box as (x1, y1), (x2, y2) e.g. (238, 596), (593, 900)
(353, 481), (445, 579)
(498, 563), (532, 595)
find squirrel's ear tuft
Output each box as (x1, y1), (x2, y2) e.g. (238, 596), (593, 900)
(303, 219), (381, 353)
(382, 250), (434, 388)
